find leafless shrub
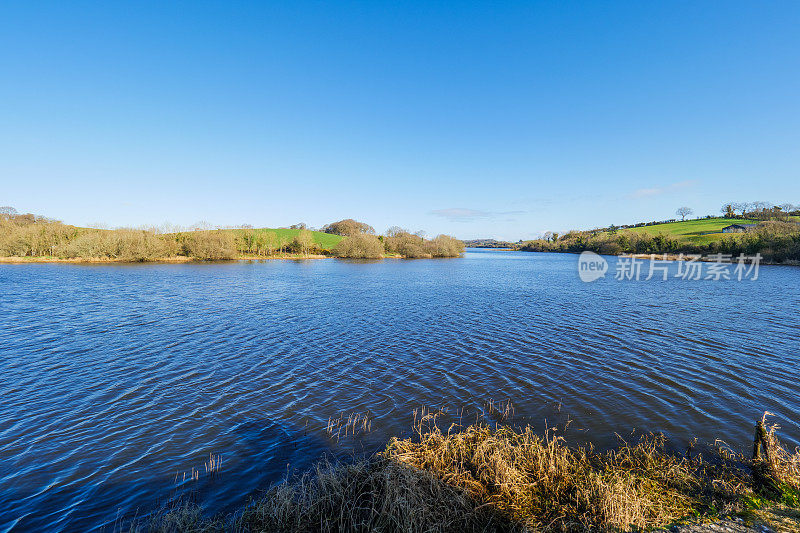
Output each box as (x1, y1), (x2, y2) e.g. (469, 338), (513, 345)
(425, 235), (465, 257)
(383, 229), (428, 258)
(180, 231), (237, 260)
(332, 234), (384, 259)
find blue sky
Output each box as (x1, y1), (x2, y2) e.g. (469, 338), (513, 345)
(1, 2), (798, 240)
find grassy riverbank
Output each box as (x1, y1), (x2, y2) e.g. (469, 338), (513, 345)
(0, 253), (330, 264)
(0, 212), (464, 261)
(521, 217), (800, 263)
(135, 413), (799, 532)
(611, 217), (759, 245)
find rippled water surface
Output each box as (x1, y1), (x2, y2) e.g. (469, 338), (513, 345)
(1, 250), (799, 531)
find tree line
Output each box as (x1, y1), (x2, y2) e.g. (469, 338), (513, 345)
(520, 220), (800, 263)
(672, 202), (800, 225)
(329, 221), (464, 259)
(0, 209), (464, 261)
(718, 201), (799, 220)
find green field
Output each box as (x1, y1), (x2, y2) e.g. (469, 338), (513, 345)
(227, 228), (344, 250)
(610, 217), (760, 245)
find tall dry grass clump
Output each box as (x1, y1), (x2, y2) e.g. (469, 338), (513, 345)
(752, 412), (800, 498)
(233, 458), (508, 533)
(132, 411), (800, 532)
(385, 415), (700, 531)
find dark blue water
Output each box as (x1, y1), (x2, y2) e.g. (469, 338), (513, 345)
(1, 250), (799, 531)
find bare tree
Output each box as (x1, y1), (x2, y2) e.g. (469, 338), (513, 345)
(385, 226), (408, 238)
(676, 207), (693, 221)
(238, 228), (256, 254)
(256, 231), (278, 256)
(294, 228), (314, 256)
(739, 202), (753, 216)
(322, 219), (375, 236)
(751, 201), (771, 220)
(85, 222), (109, 230)
(191, 220), (213, 231)
(720, 203), (735, 218)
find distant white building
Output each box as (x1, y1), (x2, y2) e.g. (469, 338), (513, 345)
(722, 223), (758, 233)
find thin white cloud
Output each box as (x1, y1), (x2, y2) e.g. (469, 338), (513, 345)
(429, 208), (525, 222)
(631, 187), (663, 198)
(629, 180), (697, 199)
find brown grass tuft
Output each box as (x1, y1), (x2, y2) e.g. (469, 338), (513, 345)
(753, 412), (800, 495)
(235, 458), (510, 532)
(385, 414), (701, 531)
(131, 412), (800, 532)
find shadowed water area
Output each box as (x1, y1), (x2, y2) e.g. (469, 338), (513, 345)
(1, 249), (799, 531)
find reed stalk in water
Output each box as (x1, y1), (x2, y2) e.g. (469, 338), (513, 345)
(134, 412), (800, 532)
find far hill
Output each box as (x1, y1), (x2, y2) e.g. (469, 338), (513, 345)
(521, 214), (800, 263)
(227, 227), (343, 250)
(602, 217), (760, 245)
(462, 239), (517, 249)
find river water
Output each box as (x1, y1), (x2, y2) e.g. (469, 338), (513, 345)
(1, 250), (798, 531)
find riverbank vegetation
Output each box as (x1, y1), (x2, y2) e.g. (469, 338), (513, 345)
(137, 412), (799, 532)
(521, 220), (800, 263)
(521, 202), (800, 263)
(0, 210), (463, 261)
(322, 218), (376, 236)
(330, 226), (464, 259)
(0, 208), (342, 261)
(330, 233), (385, 259)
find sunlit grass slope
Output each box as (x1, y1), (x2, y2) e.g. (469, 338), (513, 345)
(227, 228), (344, 250)
(610, 217), (761, 245)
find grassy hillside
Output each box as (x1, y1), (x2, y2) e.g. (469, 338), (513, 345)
(609, 217), (761, 245)
(227, 228), (344, 250)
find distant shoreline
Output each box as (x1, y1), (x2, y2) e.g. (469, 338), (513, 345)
(515, 249), (800, 266)
(0, 253), (424, 264)
(624, 252), (800, 266)
(0, 254), (330, 264)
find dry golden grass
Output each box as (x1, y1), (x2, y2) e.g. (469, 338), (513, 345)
(235, 458), (509, 533)
(133, 412), (800, 533)
(384, 411), (705, 531)
(755, 413), (800, 491)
